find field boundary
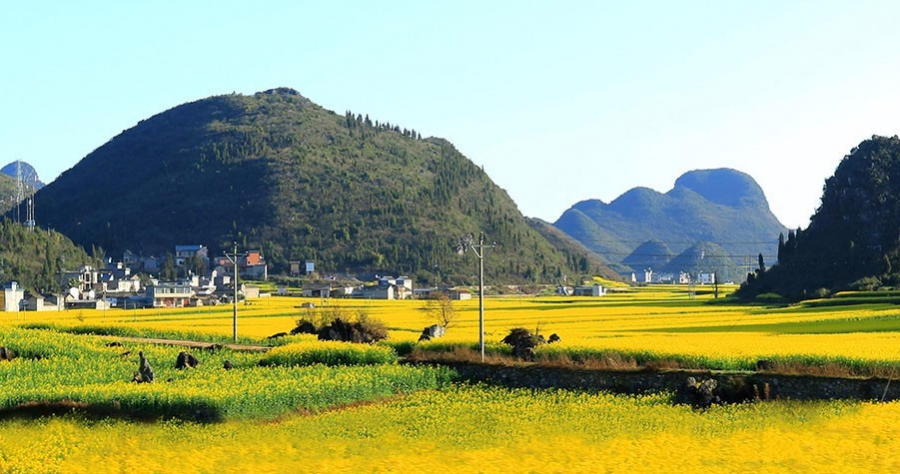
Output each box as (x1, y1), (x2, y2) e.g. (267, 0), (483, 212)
(430, 361), (900, 402)
(113, 336), (271, 352)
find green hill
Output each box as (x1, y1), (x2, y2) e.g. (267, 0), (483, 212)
(0, 220), (99, 293)
(29, 88), (614, 284)
(554, 169), (786, 270)
(525, 218), (625, 279)
(0, 174), (17, 215)
(739, 136), (900, 299)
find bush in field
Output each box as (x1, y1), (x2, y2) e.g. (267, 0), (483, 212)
(318, 316), (388, 343)
(502, 328), (546, 360)
(260, 340), (397, 366)
(755, 293), (783, 303)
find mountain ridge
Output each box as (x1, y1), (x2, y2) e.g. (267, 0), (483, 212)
(27, 88), (616, 284)
(554, 168), (787, 273)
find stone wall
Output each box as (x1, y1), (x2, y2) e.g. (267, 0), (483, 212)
(430, 362), (900, 402)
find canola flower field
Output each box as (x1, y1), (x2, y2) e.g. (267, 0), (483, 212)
(15, 284), (900, 371)
(1, 285), (900, 472)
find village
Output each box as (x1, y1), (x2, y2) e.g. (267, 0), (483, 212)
(0, 242), (638, 314)
(0, 244), (478, 313)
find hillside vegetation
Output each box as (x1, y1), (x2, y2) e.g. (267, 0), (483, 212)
(0, 220), (99, 293)
(30, 88), (613, 284)
(740, 136), (900, 300)
(0, 174), (17, 215)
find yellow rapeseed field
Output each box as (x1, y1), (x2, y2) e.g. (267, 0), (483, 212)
(11, 285), (900, 367)
(2, 286), (900, 472)
(0, 385), (897, 473)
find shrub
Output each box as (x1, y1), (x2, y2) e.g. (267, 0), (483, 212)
(813, 288), (831, 299)
(849, 277), (881, 291)
(755, 293), (783, 303)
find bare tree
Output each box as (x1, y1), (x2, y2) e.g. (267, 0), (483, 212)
(422, 292), (457, 329)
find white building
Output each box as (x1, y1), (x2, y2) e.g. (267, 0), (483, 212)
(573, 284), (606, 297)
(698, 272), (716, 285)
(1, 282), (24, 312)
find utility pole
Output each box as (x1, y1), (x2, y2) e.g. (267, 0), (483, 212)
(224, 242), (245, 343)
(459, 234), (495, 362)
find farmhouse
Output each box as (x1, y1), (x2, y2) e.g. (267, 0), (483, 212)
(698, 272), (716, 285)
(573, 284), (606, 297)
(148, 283), (194, 308)
(23, 294), (62, 312)
(175, 244), (209, 267)
(302, 283), (333, 298)
(1, 282), (24, 312)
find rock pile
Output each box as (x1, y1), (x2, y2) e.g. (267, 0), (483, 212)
(317, 318), (386, 343)
(418, 325), (446, 342)
(0, 346), (16, 361)
(132, 351), (155, 383)
(175, 351), (199, 369)
(675, 376), (773, 409)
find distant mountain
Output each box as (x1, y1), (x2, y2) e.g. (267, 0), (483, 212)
(0, 161), (45, 190)
(740, 136), (900, 299)
(555, 168), (787, 275)
(661, 241), (744, 283)
(622, 240), (674, 272)
(28, 88), (616, 284)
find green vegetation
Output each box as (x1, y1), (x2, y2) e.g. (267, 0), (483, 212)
(0, 174), (18, 215)
(0, 327), (452, 421)
(260, 340), (398, 366)
(0, 220), (99, 293)
(740, 136), (900, 300)
(31, 88), (614, 284)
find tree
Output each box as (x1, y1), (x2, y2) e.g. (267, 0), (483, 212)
(777, 232), (785, 263)
(757, 253), (766, 273)
(190, 254), (206, 276)
(161, 252), (177, 281)
(422, 292), (457, 329)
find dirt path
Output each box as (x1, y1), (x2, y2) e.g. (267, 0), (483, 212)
(114, 336), (271, 352)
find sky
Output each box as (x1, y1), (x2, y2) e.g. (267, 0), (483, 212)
(2, 1), (900, 230)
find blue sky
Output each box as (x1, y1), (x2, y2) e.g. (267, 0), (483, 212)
(2, 1), (900, 229)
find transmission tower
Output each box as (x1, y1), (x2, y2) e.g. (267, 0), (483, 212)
(14, 161), (24, 224)
(14, 161), (35, 231)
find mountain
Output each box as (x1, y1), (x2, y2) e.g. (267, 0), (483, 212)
(28, 88), (616, 284)
(739, 136), (900, 299)
(525, 218), (625, 280)
(554, 168), (787, 272)
(0, 161), (45, 190)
